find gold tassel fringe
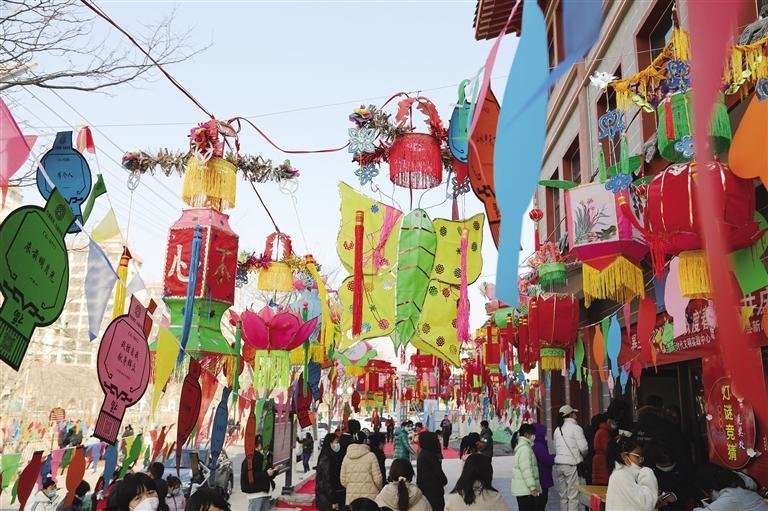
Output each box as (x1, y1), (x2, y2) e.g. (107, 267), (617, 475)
(257, 262), (294, 292)
(582, 256), (645, 307)
(540, 347), (566, 371)
(182, 156), (237, 211)
(678, 250), (712, 299)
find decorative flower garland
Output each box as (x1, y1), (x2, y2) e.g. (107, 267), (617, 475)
(121, 149), (299, 184)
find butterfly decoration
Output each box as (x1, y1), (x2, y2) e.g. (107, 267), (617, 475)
(756, 78), (768, 101)
(674, 135), (695, 160)
(604, 173), (633, 193)
(598, 110), (626, 140)
(666, 60), (691, 93)
(355, 164), (380, 185)
(348, 128), (378, 155)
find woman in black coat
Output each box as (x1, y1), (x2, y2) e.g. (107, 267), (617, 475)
(315, 433), (345, 511)
(416, 431), (448, 511)
(368, 433), (387, 487)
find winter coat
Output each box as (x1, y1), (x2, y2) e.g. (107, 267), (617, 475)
(591, 422), (613, 485)
(605, 463), (658, 511)
(340, 444), (383, 504)
(375, 482), (433, 511)
(316, 450), (344, 511)
(444, 483), (510, 511)
(531, 424), (554, 490)
(394, 428), (414, 461)
(511, 436), (541, 497)
(240, 451), (274, 494)
(29, 490), (59, 511)
(166, 493), (186, 511)
(553, 418), (588, 465)
(694, 487), (768, 511)
(440, 420), (452, 436)
(373, 448), (387, 487)
(479, 428), (493, 457)
(417, 449), (447, 511)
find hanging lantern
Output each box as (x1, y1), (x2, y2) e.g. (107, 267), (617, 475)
(527, 293), (579, 371)
(182, 157), (237, 211)
(656, 92), (731, 163)
(241, 305), (318, 393)
(389, 97), (445, 190)
(257, 232), (294, 292)
(161, 207), (238, 358)
(528, 208), (544, 223)
(643, 160), (758, 298)
(479, 326), (502, 367)
(566, 182), (648, 307)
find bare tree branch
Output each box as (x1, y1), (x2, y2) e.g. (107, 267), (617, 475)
(0, 0), (207, 93)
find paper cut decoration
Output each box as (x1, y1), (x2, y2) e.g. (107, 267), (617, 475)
(468, 89), (501, 247)
(494, 0), (548, 305)
(431, 214), (484, 286)
(0, 189), (74, 370)
(176, 359), (202, 473)
(208, 387), (231, 476)
(0, 99), (37, 207)
(94, 296), (155, 444)
(64, 447), (85, 506)
(36, 131), (92, 234)
(16, 450), (42, 511)
(86, 239), (117, 341)
(395, 209), (436, 349)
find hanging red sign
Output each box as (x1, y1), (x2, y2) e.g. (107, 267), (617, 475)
(706, 376), (757, 469)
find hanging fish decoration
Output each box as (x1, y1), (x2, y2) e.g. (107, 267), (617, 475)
(208, 387), (231, 477)
(448, 80), (472, 168)
(395, 209), (436, 350)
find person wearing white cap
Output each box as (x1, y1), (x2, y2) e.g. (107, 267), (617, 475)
(553, 405), (588, 511)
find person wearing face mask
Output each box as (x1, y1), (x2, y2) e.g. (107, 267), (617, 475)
(605, 437), (658, 511)
(59, 480), (92, 511)
(591, 415), (617, 485)
(116, 473), (161, 511)
(316, 434), (346, 511)
(30, 476), (61, 511)
(165, 476), (186, 511)
(511, 424), (542, 511)
(646, 444), (693, 510)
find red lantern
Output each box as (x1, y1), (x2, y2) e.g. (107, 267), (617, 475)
(389, 133), (443, 189)
(479, 326), (502, 366)
(528, 294), (579, 371)
(643, 160), (758, 297)
(162, 208), (238, 355)
(528, 208), (544, 223)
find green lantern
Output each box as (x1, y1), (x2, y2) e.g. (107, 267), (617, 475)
(657, 92), (731, 162)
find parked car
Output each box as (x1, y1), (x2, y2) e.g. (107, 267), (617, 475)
(163, 448), (234, 499)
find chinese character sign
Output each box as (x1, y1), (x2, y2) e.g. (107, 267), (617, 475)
(706, 377), (756, 469)
(36, 131), (92, 234)
(94, 296), (155, 444)
(0, 189), (74, 370)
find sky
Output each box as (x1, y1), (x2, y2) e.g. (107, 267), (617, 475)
(11, 0), (534, 340)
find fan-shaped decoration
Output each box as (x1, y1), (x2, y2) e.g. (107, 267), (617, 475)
(394, 209), (436, 349)
(415, 280), (462, 367)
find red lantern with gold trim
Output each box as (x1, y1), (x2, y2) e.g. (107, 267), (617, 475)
(527, 293), (579, 371)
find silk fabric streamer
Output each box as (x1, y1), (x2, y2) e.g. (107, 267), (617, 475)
(86, 240), (117, 341)
(493, 0), (548, 305)
(688, 0), (768, 427)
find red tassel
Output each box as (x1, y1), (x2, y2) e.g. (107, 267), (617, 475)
(352, 210), (364, 336)
(664, 97), (676, 141)
(451, 198), (459, 221)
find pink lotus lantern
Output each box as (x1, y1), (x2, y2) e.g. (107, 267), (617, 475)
(241, 306), (318, 393)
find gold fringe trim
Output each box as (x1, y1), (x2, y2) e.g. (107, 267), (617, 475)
(182, 156), (237, 211)
(678, 250), (712, 299)
(257, 262), (294, 292)
(289, 343), (326, 365)
(582, 256), (645, 308)
(612, 29), (768, 110)
(540, 347), (565, 371)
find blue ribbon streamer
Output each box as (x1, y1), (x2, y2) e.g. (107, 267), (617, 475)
(178, 225), (203, 364)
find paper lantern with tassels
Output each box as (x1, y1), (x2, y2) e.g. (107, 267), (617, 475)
(643, 160), (759, 298)
(257, 232), (294, 292)
(566, 182), (648, 307)
(656, 92), (731, 163)
(527, 293), (579, 371)
(161, 208), (238, 359)
(389, 97), (445, 190)
(241, 305), (318, 393)
(358, 359), (395, 409)
(411, 353), (438, 400)
(182, 119), (238, 211)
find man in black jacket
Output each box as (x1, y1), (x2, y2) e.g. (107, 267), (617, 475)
(241, 442), (275, 511)
(439, 416), (452, 449)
